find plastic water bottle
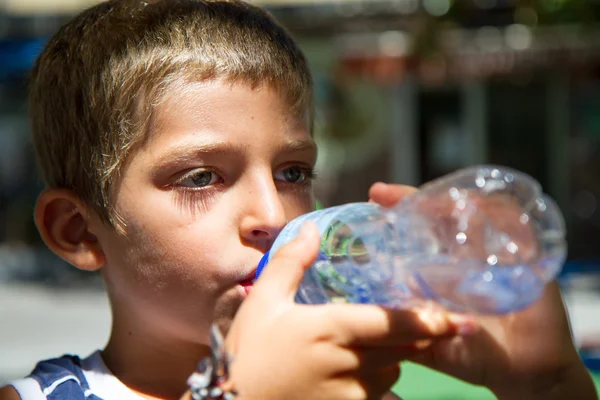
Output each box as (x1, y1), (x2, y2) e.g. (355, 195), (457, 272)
(256, 165), (567, 314)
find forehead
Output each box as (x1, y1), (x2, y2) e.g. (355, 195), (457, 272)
(155, 79), (304, 129)
(139, 79), (315, 160)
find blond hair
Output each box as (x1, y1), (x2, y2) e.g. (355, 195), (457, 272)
(30, 0), (313, 229)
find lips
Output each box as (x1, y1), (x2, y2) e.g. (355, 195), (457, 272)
(238, 277), (254, 287)
(238, 270), (256, 295)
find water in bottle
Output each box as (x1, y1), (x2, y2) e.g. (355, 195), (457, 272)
(256, 165), (567, 315)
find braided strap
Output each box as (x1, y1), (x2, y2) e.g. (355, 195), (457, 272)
(187, 325), (238, 400)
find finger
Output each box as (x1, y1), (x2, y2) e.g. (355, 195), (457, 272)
(253, 222), (320, 300)
(318, 344), (422, 375)
(333, 364), (401, 400)
(405, 335), (482, 378)
(368, 183), (418, 208)
(308, 341), (420, 379)
(351, 345), (426, 370)
(325, 304), (478, 347)
(360, 363), (402, 396)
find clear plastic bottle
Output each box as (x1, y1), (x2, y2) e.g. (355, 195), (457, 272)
(256, 165), (567, 314)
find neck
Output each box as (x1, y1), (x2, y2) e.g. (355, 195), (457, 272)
(102, 303), (212, 400)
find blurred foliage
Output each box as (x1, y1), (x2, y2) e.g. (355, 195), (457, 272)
(407, 0), (600, 57)
(441, 0), (599, 26)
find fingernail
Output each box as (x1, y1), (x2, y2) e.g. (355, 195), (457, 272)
(298, 224), (309, 239)
(298, 222), (316, 239)
(448, 314), (479, 336)
(413, 339), (432, 350)
(459, 322), (480, 335)
(448, 313), (472, 324)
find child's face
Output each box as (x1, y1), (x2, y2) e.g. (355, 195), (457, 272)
(94, 80), (316, 342)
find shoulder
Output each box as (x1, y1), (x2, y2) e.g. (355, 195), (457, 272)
(0, 386), (22, 400)
(1, 378), (41, 400)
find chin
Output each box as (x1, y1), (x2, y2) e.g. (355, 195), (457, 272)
(212, 285), (246, 335)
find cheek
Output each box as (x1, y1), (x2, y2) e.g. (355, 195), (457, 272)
(112, 184), (246, 284)
(112, 193), (210, 274)
(101, 218), (225, 301)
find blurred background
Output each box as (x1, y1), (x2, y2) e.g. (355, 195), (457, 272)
(1, 0), (600, 398)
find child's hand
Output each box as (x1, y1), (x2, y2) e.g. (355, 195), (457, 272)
(369, 182), (598, 400)
(412, 282), (597, 399)
(225, 223), (476, 400)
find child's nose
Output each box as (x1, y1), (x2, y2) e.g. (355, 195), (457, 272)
(239, 183), (287, 248)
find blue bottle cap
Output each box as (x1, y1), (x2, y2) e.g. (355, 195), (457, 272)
(255, 250), (270, 282)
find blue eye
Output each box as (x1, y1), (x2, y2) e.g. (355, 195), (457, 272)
(177, 170), (220, 188)
(275, 166), (313, 183)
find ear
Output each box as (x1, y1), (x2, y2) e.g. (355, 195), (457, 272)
(34, 189), (106, 271)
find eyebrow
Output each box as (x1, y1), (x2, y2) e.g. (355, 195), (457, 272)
(154, 140), (236, 167)
(276, 138), (318, 156)
(154, 138), (318, 168)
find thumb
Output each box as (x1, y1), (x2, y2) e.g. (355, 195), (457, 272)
(254, 222), (320, 300)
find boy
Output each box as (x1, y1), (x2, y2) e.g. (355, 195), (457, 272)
(1, 0), (597, 399)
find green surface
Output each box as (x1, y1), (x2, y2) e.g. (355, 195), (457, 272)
(393, 362), (600, 400)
